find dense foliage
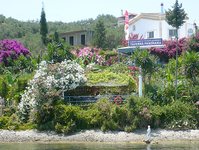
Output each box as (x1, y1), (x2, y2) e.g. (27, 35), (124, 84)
(91, 19), (106, 49)
(133, 48), (157, 85)
(165, 0), (187, 30)
(0, 39), (31, 64)
(87, 70), (136, 88)
(18, 60), (87, 121)
(187, 32), (199, 52)
(71, 46), (104, 66)
(43, 37), (73, 63)
(0, 39), (35, 74)
(0, 10), (199, 135)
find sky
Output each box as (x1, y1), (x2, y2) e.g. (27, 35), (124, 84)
(0, 0), (198, 26)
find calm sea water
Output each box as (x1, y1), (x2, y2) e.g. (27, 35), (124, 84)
(0, 142), (199, 150)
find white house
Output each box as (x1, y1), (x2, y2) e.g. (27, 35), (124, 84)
(128, 4), (195, 40)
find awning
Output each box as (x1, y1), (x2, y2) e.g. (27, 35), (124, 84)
(117, 45), (166, 62)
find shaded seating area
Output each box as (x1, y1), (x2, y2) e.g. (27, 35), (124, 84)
(64, 82), (134, 105)
(117, 38), (166, 62)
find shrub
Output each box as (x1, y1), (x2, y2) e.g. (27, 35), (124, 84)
(18, 60), (87, 122)
(0, 75), (9, 103)
(125, 124), (136, 132)
(0, 39), (31, 65)
(71, 46), (105, 66)
(53, 104), (87, 134)
(187, 32), (199, 52)
(87, 70), (136, 90)
(126, 96), (152, 129)
(151, 100), (197, 129)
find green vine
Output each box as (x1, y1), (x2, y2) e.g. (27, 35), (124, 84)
(86, 70), (136, 89)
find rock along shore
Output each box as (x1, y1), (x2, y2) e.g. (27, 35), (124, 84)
(0, 128), (199, 143)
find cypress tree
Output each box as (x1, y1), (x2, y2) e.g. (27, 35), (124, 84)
(39, 3), (48, 46)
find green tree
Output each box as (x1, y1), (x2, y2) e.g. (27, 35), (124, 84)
(132, 48), (158, 86)
(91, 19), (106, 49)
(43, 38), (73, 63)
(0, 15), (5, 23)
(53, 30), (59, 43)
(39, 3), (48, 46)
(105, 25), (124, 50)
(165, 0), (187, 100)
(182, 51), (199, 85)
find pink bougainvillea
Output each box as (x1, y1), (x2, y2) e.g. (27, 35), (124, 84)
(71, 46), (105, 65)
(149, 37), (188, 62)
(102, 56), (118, 66)
(139, 107), (151, 118)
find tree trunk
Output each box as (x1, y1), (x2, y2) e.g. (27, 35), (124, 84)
(149, 72), (152, 85)
(175, 29), (179, 101)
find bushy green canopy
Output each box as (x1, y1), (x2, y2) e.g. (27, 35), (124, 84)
(165, 0), (187, 29)
(91, 19), (106, 49)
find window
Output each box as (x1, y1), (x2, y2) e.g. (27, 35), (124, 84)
(188, 28), (193, 36)
(147, 31), (154, 38)
(81, 34), (85, 45)
(169, 29), (177, 37)
(69, 36), (74, 46)
(133, 25), (136, 31)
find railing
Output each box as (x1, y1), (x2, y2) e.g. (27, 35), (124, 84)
(64, 95), (131, 104)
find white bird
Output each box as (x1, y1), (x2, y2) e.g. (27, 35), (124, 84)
(147, 125), (151, 141)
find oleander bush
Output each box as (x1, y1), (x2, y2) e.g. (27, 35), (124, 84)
(18, 60), (87, 122)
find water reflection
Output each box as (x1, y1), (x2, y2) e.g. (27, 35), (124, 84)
(147, 144), (151, 150)
(0, 142), (199, 150)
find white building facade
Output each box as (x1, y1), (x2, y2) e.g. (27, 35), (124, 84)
(128, 13), (195, 40)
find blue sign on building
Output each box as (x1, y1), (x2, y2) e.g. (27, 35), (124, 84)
(129, 38), (163, 47)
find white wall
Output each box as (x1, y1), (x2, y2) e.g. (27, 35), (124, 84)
(129, 19), (160, 39)
(129, 19), (195, 40)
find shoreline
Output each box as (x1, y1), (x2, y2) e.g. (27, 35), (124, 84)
(0, 128), (199, 143)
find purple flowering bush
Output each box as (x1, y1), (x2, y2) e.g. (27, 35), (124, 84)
(0, 39), (31, 66)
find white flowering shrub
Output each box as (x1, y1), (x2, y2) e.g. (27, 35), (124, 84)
(18, 60), (87, 121)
